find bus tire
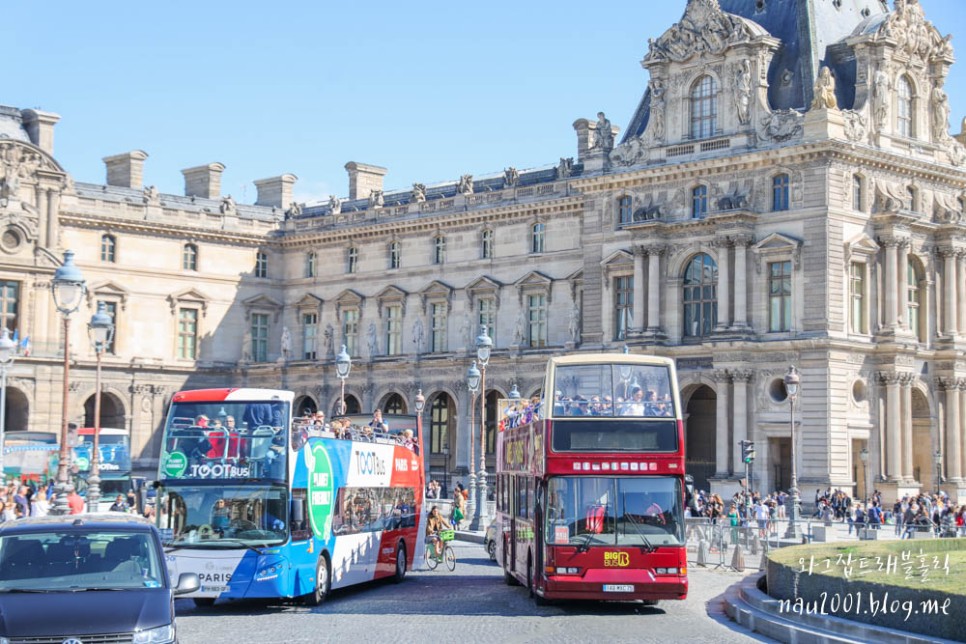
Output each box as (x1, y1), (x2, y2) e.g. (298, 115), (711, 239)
(192, 598), (216, 608)
(527, 553), (546, 605)
(392, 541), (407, 583)
(502, 539), (519, 586)
(305, 554), (330, 607)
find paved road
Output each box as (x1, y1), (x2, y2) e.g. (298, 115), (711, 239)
(175, 540), (773, 644)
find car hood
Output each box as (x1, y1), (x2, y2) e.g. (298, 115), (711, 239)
(0, 589), (171, 637)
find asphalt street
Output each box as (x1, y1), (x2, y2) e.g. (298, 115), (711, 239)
(174, 540), (774, 644)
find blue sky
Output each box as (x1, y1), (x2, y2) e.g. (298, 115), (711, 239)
(7, 0), (965, 204)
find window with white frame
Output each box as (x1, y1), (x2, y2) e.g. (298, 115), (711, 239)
(433, 236), (446, 265)
(389, 242), (401, 270)
(255, 251), (268, 278)
(527, 294), (548, 348)
(347, 247), (358, 274)
(478, 298), (496, 341)
(531, 222), (546, 254)
(302, 312), (318, 360)
(768, 261), (792, 332)
(0, 281), (20, 336)
(431, 303), (448, 352)
(690, 75), (718, 140)
(342, 308), (359, 356)
(907, 258), (924, 342)
(853, 175), (863, 211)
(177, 308), (198, 359)
(101, 235), (116, 263)
(692, 185), (708, 219)
(97, 300), (118, 354)
(481, 229), (493, 259)
(182, 244), (198, 271)
(897, 75), (913, 138)
(385, 304), (403, 356)
(683, 253), (717, 337)
(306, 252), (317, 278)
(251, 313), (269, 362)
(614, 275), (633, 340)
(772, 174), (790, 212)
(850, 262), (867, 334)
(618, 195), (633, 225)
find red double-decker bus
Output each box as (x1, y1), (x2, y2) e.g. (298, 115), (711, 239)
(495, 353), (687, 604)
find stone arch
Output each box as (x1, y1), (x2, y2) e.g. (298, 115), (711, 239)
(426, 390), (458, 490)
(682, 382), (717, 493)
(332, 394), (361, 416)
(294, 395), (317, 417)
(378, 391), (407, 414)
(2, 386), (29, 432)
(82, 391), (126, 429)
(910, 386), (934, 487)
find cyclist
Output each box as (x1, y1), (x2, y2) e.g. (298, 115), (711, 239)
(426, 505), (452, 558)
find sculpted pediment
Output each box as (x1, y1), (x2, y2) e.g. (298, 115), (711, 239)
(644, 0), (767, 64)
(88, 281), (130, 310)
(294, 293), (324, 310)
(755, 232), (801, 253)
(601, 250), (635, 270)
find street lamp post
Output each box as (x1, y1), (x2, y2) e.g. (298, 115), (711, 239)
(466, 361), (481, 524)
(414, 389), (426, 484)
(782, 366), (802, 540)
(0, 329), (16, 478)
(475, 326), (493, 523)
(441, 447), (450, 494)
(51, 250), (87, 515)
(859, 447), (869, 503)
(335, 345), (351, 415)
(86, 301), (115, 510)
(934, 449), (943, 495)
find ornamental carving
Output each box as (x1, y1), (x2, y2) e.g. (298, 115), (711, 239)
(933, 192), (962, 224)
(368, 190), (384, 209)
(644, 0), (760, 63)
(411, 183), (426, 203)
(758, 110), (804, 143)
(842, 110), (867, 142)
(874, 180), (908, 214)
(872, 0), (952, 65)
(611, 136), (649, 168)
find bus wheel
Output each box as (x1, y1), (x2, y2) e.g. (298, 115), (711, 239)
(393, 542), (407, 583)
(502, 541), (518, 586)
(305, 554), (330, 606)
(527, 554), (546, 605)
(193, 598), (216, 608)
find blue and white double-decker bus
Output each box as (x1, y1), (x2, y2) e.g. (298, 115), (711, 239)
(156, 387), (426, 606)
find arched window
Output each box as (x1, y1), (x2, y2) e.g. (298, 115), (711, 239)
(618, 195), (633, 225)
(530, 222), (545, 254)
(772, 174), (790, 212)
(100, 235), (116, 263)
(853, 175), (863, 211)
(897, 76), (913, 138)
(182, 243), (198, 271)
(383, 393), (405, 414)
(690, 75), (718, 140)
(305, 252), (317, 278)
(683, 253), (718, 337)
(389, 241), (401, 269)
(347, 247), (358, 274)
(692, 185), (708, 219)
(433, 236), (446, 265)
(430, 395), (452, 454)
(907, 257), (925, 342)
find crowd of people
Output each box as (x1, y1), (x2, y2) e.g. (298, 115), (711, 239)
(0, 477), (151, 521)
(290, 409), (418, 453)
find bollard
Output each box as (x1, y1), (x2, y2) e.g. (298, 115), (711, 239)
(750, 535), (759, 555)
(730, 544), (745, 572)
(697, 537), (709, 566)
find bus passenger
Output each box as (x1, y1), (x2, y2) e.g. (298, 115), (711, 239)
(621, 387), (646, 416)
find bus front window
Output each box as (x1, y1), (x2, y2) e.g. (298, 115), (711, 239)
(160, 486), (288, 547)
(546, 477), (684, 548)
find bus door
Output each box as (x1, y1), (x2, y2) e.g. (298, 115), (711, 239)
(507, 475), (517, 574)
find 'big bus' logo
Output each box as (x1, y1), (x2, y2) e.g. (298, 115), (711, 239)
(604, 552), (630, 567)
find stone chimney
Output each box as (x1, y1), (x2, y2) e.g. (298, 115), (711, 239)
(956, 116), (966, 147)
(103, 150), (149, 189)
(573, 118), (595, 162)
(21, 109), (61, 156)
(254, 174), (298, 208)
(182, 163), (225, 199)
(345, 162), (388, 200)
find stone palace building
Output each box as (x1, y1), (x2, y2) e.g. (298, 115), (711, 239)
(1, 0), (964, 502)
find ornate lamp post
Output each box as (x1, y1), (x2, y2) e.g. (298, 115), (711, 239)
(414, 389), (426, 481)
(859, 446), (869, 503)
(782, 366), (802, 540)
(86, 301), (115, 510)
(475, 326), (493, 522)
(466, 361), (480, 523)
(335, 344), (351, 415)
(934, 449), (943, 495)
(0, 328), (16, 478)
(51, 250), (87, 514)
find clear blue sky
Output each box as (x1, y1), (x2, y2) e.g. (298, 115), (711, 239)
(7, 0), (965, 204)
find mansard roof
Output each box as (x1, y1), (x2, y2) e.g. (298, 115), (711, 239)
(0, 107), (32, 144)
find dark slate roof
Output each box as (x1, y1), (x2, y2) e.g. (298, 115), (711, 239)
(719, 0), (888, 111)
(0, 106), (32, 144)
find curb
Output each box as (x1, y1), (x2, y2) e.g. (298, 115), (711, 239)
(455, 530), (485, 544)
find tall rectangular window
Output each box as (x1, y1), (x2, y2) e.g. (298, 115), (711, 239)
(100, 235), (116, 263)
(850, 262), (866, 334)
(302, 312), (318, 360)
(386, 304), (402, 356)
(853, 175), (863, 211)
(255, 251), (268, 278)
(389, 242), (401, 269)
(692, 186), (708, 219)
(433, 237), (446, 265)
(430, 397), (449, 454)
(182, 244), (198, 271)
(618, 196), (633, 225)
(177, 308), (198, 359)
(0, 281), (20, 334)
(347, 247), (358, 274)
(481, 230), (493, 259)
(251, 313), (269, 362)
(531, 223), (545, 254)
(97, 300), (118, 354)
(768, 261), (792, 332)
(342, 309), (359, 356)
(614, 276), (634, 340)
(527, 294), (547, 348)
(772, 174), (790, 212)
(478, 298), (496, 340)
(306, 252), (316, 278)
(690, 75), (718, 140)
(431, 303), (448, 352)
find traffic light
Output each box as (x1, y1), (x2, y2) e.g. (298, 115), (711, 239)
(742, 440), (756, 464)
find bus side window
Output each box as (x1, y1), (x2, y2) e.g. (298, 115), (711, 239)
(291, 489), (310, 541)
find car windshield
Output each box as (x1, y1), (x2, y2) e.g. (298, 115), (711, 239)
(159, 485), (288, 547)
(545, 476), (684, 548)
(0, 530), (164, 591)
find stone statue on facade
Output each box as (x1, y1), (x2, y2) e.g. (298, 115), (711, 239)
(649, 79), (667, 140)
(568, 303), (581, 345)
(328, 195), (342, 215)
(368, 190), (384, 209)
(367, 321), (377, 360)
(0, 171), (20, 201)
(220, 195), (237, 216)
(457, 174), (474, 195)
(513, 312), (525, 346)
(143, 185), (160, 206)
(281, 327), (292, 360)
(593, 112), (614, 152)
(323, 323), (334, 358)
(242, 329), (253, 362)
(734, 60), (752, 125)
(286, 201), (302, 218)
(810, 67), (837, 110)
(412, 318), (425, 354)
(503, 167), (520, 189)
(411, 183), (426, 203)
(557, 157), (574, 179)
(872, 69), (890, 130)
(931, 81), (951, 142)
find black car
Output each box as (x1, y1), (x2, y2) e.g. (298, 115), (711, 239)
(0, 513), (199, 643)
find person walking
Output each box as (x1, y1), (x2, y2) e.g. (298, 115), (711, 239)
(452, 486), (466, 530)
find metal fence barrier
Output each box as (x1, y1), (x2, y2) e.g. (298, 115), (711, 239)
(685, 517), (818, 572)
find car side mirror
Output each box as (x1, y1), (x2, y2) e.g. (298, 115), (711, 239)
(174, 572), (201, 596)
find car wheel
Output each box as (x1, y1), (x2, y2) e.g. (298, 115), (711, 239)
(193, 598), (216, 608)
(487, 539), (496, 561)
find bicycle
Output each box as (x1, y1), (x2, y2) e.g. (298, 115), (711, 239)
(425, 529), (456, 571)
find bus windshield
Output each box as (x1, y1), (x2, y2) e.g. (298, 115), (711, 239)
(551, 363), (674, 418)
(545, 476), (684, 548)
(160, 485), (288, 547)
(160, 400), (289, 481)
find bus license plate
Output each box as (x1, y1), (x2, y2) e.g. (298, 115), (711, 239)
(603, 584), (634, 593)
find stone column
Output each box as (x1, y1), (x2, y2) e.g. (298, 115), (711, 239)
(945, 379), (963, 483)
(731, 370), (751, 475)
(633, 247), (646, 334)
(942, 249), (958, 337)
(882, 239), (898, 330)
(732, 236), (750, 329)
(958, 253), (966, 334)
(901, 375), (914, 483)
(897, 242), (909, 329)
(46, 188), (60, 249)
(646, 246), (663, 333)
(882, 372), (901, 481)
(715, 239), (731, 331)
(714, 370), (731, 477)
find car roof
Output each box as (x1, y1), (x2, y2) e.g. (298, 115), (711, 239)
(0, 513), (156, 537)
